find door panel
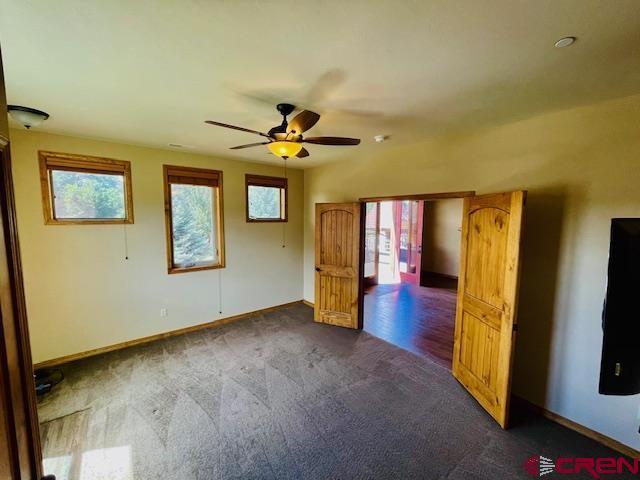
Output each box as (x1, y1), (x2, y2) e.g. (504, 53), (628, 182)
(0, 51), (45, 479)
(315, 203), (361, 328)
(452, 191), (526, 428)
(395, 200), (423, 285)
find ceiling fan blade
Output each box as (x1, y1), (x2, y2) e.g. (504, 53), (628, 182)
(205, 120), (271, 138)
(230, 142), (270, 150)
(287, 110), (320, 134)
(296, 147), (310, 158)
(303, 136), (361, 145)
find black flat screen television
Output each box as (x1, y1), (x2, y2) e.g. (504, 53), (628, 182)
(599, 218), (640, 395)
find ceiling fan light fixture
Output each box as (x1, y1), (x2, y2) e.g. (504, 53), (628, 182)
(7, 105), (50, 129)
(267, 141), (303, 158)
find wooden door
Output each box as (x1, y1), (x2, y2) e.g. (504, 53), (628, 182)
(394, 200), (423, 285)
(452, 191), (526, 428)
(314, 203), (361, 328)
(0, 52), (46, 480)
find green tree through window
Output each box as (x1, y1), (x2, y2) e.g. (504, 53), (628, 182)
(51, 170), (125, 219)
(170, 184), (217, 266)
(248, 185), (281, 219)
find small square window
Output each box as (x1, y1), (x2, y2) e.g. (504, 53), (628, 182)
(246, 174), (287, 222)
(39, 151), (133, 224)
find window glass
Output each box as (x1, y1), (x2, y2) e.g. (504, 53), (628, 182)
(170, 183), (217, 267)
(51, 170), (126, 220)
(248, 185), (283, 220)
(364, 202), (379, 277)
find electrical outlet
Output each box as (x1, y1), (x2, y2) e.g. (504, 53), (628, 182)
(160, 308), (167, 317)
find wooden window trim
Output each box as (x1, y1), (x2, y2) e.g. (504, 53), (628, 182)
(245, 174), (288, 223)
(38, 151), (134, 225)
(358, 191), (475, 202)
(163, 165), (225, 274)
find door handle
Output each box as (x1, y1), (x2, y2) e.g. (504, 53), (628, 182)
(315, 267), (321, 272)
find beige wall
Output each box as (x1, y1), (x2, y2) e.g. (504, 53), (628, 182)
(304, 94), (640, 449)
(421, 199), (462, 277)
(10, 129), (303, 364)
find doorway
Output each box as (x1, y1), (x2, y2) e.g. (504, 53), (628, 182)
(362, 197), (464, 368)
(320, 190), (525, 427)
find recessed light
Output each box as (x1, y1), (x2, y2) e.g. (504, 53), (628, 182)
(555, 36), (576, 48)
(374, 135), (389, 143)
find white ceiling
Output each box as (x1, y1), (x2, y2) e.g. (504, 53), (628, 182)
(1, 0), (639, 168)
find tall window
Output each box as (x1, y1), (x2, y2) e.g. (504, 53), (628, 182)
(39, 151), (133, 224)
(163, 165), (224, 273)
(245, 174), (287, 222)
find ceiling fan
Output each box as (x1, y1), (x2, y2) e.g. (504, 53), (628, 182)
(205, 103), (360, 159)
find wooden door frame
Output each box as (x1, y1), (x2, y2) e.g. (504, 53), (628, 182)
(357, 191), (475, 331)
(0, 138), (45, 479)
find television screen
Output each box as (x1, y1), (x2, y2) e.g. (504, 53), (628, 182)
(599, 218), (640, 395)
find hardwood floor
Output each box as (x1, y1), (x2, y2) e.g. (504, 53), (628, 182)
(363, 279), (457, 368)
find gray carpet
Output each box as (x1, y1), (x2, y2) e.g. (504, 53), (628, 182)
(38, 304), (630, 479)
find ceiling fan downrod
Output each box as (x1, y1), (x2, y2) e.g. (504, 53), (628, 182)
(269, 103), (296, 137)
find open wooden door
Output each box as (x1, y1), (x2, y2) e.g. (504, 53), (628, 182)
(452, 191), (526, 428)
(314, 203), (361, 329)
(394, 200), (423, 285)
(0, 51), (47, 479)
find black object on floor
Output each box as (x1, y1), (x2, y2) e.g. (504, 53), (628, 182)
(34, 368), (64, 396)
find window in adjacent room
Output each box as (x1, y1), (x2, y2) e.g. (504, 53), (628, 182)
(39, 151), (133, 224)
(245, 174), (287, 222)
(163, 165), (225, 273)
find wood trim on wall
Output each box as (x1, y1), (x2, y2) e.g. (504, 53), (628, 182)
(513, 396), (640, 459)
(34, 300), (304, 370)
(359, 191), (475, 203)
(38, 150), (134, 225)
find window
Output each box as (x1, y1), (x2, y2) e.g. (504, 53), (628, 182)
(245, 174), (287, 222)
(163, 165), (224, 273)
(39, 151), (133, 224)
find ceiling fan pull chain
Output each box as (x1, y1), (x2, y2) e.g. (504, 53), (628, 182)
(282, 157), (287, 248)
(218, 268), (223, 314)
(123, 223), (129, 260)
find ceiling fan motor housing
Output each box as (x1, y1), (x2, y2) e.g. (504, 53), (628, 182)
(269, 103), (296, 137)
(276, 103), (296, 117)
